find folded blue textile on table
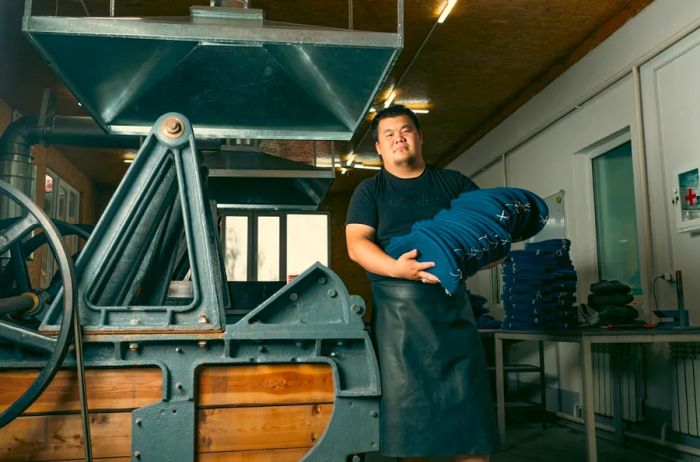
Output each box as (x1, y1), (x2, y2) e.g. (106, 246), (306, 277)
(385, 187), (549, 295)
(501, 238), (579, 330)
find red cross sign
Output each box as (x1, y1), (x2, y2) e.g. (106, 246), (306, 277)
(685, 188), (697, 206)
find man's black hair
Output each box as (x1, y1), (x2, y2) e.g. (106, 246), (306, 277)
(371, 105), (420, 143)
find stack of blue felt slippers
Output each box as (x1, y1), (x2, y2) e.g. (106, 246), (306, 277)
(501, 239), (578, 329)
(469, 291), (502, 329)
(386, 187), (548, 295)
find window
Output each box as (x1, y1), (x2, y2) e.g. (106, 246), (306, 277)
(221, 211), (329, 282)
(41, 170), (80, 288)
(591, 141), (642, 294)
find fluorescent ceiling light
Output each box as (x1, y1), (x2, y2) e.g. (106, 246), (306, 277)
(411, 109), (430, 114)
(437, 0), (458, 24)
(354, 164), (381, 170)
(384, 90), (397, 108)
(123, 159), (134, 164)
(345, 152), (356, 166)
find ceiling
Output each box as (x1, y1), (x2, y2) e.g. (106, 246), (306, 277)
(0, 0), (654, 193)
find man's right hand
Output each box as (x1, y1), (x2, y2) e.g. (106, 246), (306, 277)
(393, 249), (440, 283)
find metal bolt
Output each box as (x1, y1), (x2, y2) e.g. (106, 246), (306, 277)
(329, 352), (337, 358)
(327, 289), (337, 298)
(129, 343), (139, 352)
(175, 347), (183, 354)
(290, 293), (298, 301)
(135, 418), (142, 426)
(198, 314), (209, 324)
(318, 276), (326, 285)
(162, 116), (184, 138)
(351, 304), (363, 314)
(176, 383), (183, 390)
(198, 340), (207, 349)
(134, 450), (141, 459)
(370, 410), (378, 418)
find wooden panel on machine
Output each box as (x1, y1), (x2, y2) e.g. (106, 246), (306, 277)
(198, 363), (334, 407)
(0, 368), (163, 414)
(0, 364), (335, 461)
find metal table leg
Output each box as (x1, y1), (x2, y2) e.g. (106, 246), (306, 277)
(538, 340), (547, 428)
(495, 334), (506, 446)
(611, 345), (624, 445)
(581, 336), (597, 462)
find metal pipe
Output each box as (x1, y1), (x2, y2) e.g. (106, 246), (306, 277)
(632, 65), (655, 322)
(0, 292), (39, 315)
(0, 115), (141, 159)
(675, 269), (685, 311)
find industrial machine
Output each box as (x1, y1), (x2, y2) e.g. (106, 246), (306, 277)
(0, 1), (403, 460)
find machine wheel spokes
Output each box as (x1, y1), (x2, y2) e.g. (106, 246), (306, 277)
(0, 219), (91, 304)
(0, 180), (76, 428)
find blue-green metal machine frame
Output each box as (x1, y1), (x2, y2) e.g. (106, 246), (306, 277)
(0, 113), (381, 461)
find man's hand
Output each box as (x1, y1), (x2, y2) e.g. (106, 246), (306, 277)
(346, 224), (439, 283)
(392, 249), (440, 283)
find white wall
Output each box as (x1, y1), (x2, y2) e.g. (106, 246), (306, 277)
(450, 0), (700, 415)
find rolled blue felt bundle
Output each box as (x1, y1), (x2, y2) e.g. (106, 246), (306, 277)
(385, 187), (548, 295)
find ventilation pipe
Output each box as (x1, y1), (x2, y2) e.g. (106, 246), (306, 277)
(0, 115), (140, 219)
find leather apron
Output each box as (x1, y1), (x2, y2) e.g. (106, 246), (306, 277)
(371, 279), (499, 457)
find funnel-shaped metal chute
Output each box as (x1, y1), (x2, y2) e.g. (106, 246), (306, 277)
(204, 146), (335, 210)
(22, 4), (403, 140)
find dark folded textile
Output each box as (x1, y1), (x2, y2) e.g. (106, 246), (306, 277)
(587, 292), (634, 307)
(386, 187), (548, 295)
(590, 280), (631, 295)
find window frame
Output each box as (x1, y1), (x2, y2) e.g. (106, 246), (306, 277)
(219, 210), (331, 282)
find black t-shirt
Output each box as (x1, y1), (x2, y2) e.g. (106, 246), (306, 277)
(346, 165), (478, 279)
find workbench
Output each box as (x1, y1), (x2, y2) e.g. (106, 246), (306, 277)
(494, 328), (700, 462)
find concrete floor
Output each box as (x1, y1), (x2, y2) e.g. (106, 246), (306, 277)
(365, 420), (678, 462)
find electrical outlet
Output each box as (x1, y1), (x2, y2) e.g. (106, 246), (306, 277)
(662, 272), (675, 282)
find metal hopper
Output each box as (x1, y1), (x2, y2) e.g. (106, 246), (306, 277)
(22, 2), (403, 140)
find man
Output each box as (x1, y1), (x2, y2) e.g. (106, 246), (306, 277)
(345, 105), (498, 461)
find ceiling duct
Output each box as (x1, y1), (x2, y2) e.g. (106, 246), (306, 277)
(22, 1), (403, 141)
(204, 146), (334, 210)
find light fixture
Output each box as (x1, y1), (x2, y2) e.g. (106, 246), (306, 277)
(123, 151), (136, 164)
(411, 109), (430, 114)
(384, 90), (397, 108)
(345, 151), (356, 166)
(339, 167), (348, 175)
(354, 163), (381, 170)
(437, 0), (458, 24)
(369, 107), (377, 113)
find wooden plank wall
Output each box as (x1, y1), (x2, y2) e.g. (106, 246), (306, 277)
(0, 364), (334, 461)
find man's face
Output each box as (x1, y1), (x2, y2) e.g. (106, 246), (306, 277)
(374, 114), (423, 168)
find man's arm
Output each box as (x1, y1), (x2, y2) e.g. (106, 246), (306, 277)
(345, 223), (440, 283)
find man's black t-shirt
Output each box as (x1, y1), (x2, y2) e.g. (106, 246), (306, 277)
(346, 164), (478, 280)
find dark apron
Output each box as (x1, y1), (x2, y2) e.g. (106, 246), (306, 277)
(371, 279), (499, 457)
